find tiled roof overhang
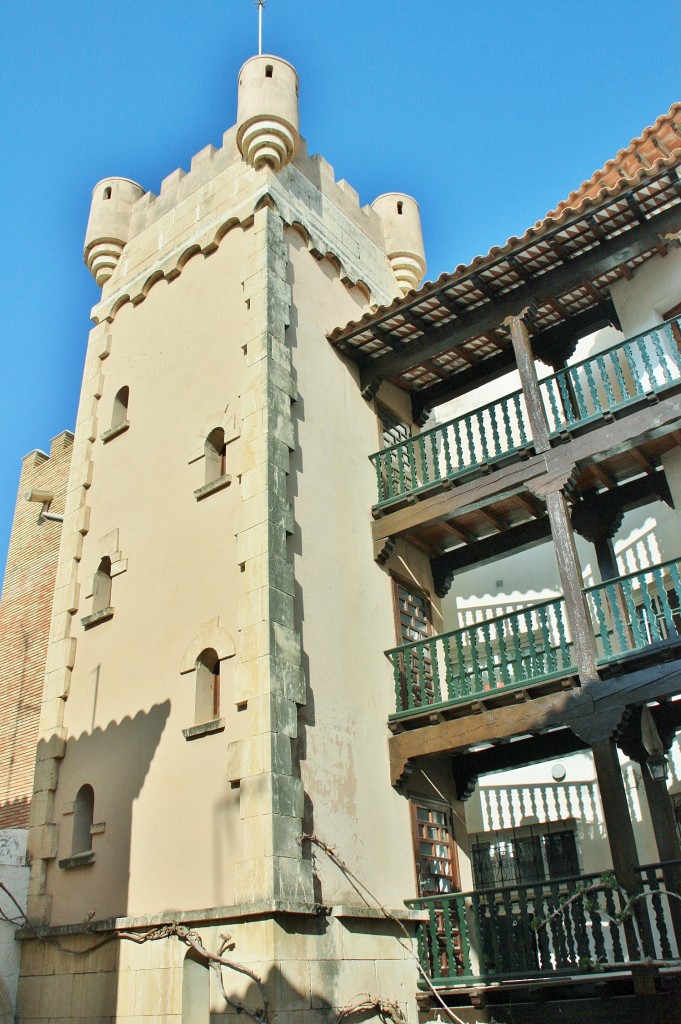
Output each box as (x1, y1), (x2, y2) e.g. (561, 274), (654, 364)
(329, 106), (681, 413)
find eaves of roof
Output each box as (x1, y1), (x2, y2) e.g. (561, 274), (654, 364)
(329, 104), (681, 356)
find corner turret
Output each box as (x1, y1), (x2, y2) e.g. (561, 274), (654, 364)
(371, 193), (426, 295)
(84, 177), (145, 287)
(236, 55), (300, 171)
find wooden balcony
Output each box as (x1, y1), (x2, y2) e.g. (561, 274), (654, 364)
(407, 861), (681, 992)
(370, 316), (681, 512)
(387, 557), (681, 725)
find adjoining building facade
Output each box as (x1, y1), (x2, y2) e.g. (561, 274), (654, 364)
(3, 46), (681, 1024)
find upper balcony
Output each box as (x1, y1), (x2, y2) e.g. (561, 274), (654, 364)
(370, 317), (681, 513)
(386, 555), (681, 727)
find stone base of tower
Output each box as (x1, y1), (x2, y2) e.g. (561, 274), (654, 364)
(17, 907), (421, 1022)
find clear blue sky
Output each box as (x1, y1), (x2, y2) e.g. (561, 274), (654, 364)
(1, 1), (680, 583)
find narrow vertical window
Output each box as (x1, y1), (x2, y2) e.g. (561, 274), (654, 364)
(92, 557), (112, 614)
(195, 648), (220, 725)
(204, 428), (226, 484)
(112, 386), (129, 428)
(72, 785), (94, 855)
(182, 951), (210, 1024)
(103, 186), (112, 200)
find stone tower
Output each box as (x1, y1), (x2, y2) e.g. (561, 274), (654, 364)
(19, 50), (435, 1023)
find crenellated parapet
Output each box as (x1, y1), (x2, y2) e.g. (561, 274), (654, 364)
(84, 54), (426, 319)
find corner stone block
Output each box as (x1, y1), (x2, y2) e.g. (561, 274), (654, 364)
(236, 522), (269, 565)
(273, 854), (315, 904)
(271, 811), (304, 859)
(27, 822), (59, 860)
(270, 731), (293, 776)
(238, 770), (303, 819)
(36, 732), (66, 762)
(269, 654), (306, 705)
(271, 623), (302, 667)
(38, 697), (68, 737)
(234, 657), (268, 703)
(240, 620), (271, 663)
(46, 636), (77, 673)
(270, 554), (295, 598)
(240, 463), (268, 503)
(234, 855), (271, 904)
(26, 891), (52, 926)
(42, 666), (72, 703)
(33, 756), (60, 792)
(268, 585), (295, 629)
(52, 580), (80, 615)
(28, 788), (55, 829)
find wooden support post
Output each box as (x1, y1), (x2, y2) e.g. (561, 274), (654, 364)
(641, 768), (681, 949)
(592, 738), (653, 962)
(504, 310), (551, 453)
(545, 489), (601, 683)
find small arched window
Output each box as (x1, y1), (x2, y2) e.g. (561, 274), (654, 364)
(72, 784), (94, 855)
(182, 950), (210, 1024)
(397, 201), (404, 215)
(92, 557), (112, 614)
(112, 386), (129, 428)
(265, 64), (273, 78)
(195, 648), (220, 725)
(103, 186), (112, 200)
(204, 428), (226, 484)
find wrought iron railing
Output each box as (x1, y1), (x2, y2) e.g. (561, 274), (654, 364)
(541, 318), (681, 435)
(409, 863), (681, 987)
(584, 556), (681, 664)
(370, 389), (529, 507)
(369, 317), (681, 509)
(386, 598), (575, 717)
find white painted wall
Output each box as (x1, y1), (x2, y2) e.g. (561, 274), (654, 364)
(0, 829), (28, 1013)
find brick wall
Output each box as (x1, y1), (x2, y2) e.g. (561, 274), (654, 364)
(0, 432), (73, 828)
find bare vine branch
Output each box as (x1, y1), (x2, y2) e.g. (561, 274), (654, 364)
(337, 993), (408, 1023)
(302, 833), (466, 1024)
(117, 923), (268, 1021)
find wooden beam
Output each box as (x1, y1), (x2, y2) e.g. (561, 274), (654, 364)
(588, 463), (617, 489)
(431, 516), (551, 595)
(412, 299), (619, 417)
(361, 202), (681, 390)
(452, 730), (590, 800)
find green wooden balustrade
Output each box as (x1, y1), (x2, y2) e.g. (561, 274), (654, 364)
(368, 316), (681, 509)
(636, 860), (681, 960)
(370, 388), (530, 507)
(541, 316), (681, 434)
(584, 556), (681, 664)
(407, 865), (679, 987)
(386, 597), (576, 717)
(386, 557), (681, 719)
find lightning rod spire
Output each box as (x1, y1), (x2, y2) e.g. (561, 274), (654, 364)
(255, 0), (267, 55)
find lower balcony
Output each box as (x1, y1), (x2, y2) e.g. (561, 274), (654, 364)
(408, 861), (681, 991)
(387, 557), (681, 723)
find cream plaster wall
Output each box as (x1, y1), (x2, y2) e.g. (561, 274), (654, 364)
(285, 229), (423, 909)
(45, 230), (250, 924)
